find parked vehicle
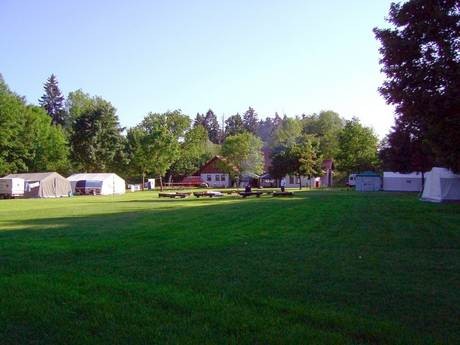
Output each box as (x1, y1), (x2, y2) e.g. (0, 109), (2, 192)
(0, 178), (24, 198)
(347, 174), (357, 187)
(75, 180), (102, 195)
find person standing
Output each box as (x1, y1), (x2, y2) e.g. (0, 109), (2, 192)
(280, 177), (286, 192)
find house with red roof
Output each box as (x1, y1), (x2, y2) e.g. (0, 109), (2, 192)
(181, 156), (239, 188)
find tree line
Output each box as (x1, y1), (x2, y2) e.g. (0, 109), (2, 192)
(1, 0), (457, 186)
(0, 73), (380, 185)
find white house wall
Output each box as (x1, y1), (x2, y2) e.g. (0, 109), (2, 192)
(200, 173), (230, 187)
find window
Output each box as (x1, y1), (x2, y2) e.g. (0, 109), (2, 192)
(207, 175), (212, 181)
(215, 175), (220, 181)
(289, 176), (294, 184)
(221, 175), (226, 181)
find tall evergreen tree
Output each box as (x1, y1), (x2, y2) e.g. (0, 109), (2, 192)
(194, 109), (220, 144)
(224, 113), (245, 137)
(39, 74), (66, 126)
(242, 106), (258, 134)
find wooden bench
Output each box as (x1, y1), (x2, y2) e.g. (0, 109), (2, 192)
(272, 191), (294, 197)
(159, 192), (190, 199)
(238, 191), (263, 198)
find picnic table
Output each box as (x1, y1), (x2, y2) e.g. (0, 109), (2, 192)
(238, 191), (263, 198)
(159, 192), (190, 199)
(221, 190), (241, 195)
(193, 191), (224, 198)
(272, 191), (294, 197)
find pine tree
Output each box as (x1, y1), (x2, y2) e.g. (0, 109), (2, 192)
(39, 74), (65, 125)
(242, 107), (258, 134)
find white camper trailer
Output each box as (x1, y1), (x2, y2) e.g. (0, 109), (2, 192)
(0, 178), (25, 198)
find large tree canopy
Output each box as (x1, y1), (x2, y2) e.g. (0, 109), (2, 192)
(336, 118), (380, 174)
(222, 132), (264, 175)
(70, 98), (125, 172)
(0, 76), (69, 175)
(374, 0), (460, 172)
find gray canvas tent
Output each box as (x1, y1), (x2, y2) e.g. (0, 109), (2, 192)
(355, 171), (381, 192)
(3, 172), (71, 198)
(383, 172), (423, 192)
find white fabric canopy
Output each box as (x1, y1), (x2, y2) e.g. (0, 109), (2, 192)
(421, 167), (460, 202)
(67, 173), (126, 195)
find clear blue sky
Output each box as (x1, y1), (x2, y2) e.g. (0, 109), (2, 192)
(1, 0), (395, 137)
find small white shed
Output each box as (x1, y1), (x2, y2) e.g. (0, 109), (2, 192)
(355, 172), (381, 192)
(421, 167), (460, 202)
(67, 173), (126, 195)
(383, 172), (423, 192)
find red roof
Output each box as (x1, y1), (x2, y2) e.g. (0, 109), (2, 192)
(322, 159), (334, 170)
(194, 156), (239, 175)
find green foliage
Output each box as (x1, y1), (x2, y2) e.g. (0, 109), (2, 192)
(222, 132), (264, 175)
(70, 98), (125, 172)
(374, 0), (460, 172)
(0, 80), (27, 175)
(21, 106), (70, 173)
(38, 74), (66, 126)
(131, 110), (191, 180)
(168, 125), (218, 178)
(194, 109), (221, 144)
(270, 135), (322, 184)
(224, 113), (245, 137)
(0, 77), (69, 175)
(65, 89), (93, 131)
(336, 118), (380, 174)
(302, 110), (344, 159)
(242, 107), (258, 134)
(271, 116), (302, 147)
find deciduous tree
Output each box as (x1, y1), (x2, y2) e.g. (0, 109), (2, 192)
(336, 118), (380, 174)
(222, 132), (264, 175)
(374, 0), (460, 172)
(70, 98), (125, 172)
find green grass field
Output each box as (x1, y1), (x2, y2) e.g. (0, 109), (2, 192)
(0, 190), (459, 344)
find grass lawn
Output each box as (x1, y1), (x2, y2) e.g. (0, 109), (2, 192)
(0, 190), (459, 344)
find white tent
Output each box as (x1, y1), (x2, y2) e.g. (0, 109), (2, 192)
(67, 173), (126, 195)
(383, 172), (423, 192)
(421, 167), (460, 203)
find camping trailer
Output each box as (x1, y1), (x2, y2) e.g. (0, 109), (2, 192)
(2, 172), (71, 198)
(0, 178), (24, 198)
(421, 167), (460, 202)
(383, 172), (423, 192)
